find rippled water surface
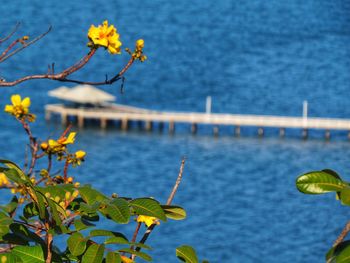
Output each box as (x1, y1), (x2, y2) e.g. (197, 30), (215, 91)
(2, 1), (350, 262)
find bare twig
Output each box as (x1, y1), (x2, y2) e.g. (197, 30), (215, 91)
(0, 47), (96, 86)
(56, 56), (134, 86)
(0, 26), (52, 63)
(333, 220), (350, 248)
(20, 120), (38, 176)
(136, 157), (186, 252)
(0, 22), (20, 44)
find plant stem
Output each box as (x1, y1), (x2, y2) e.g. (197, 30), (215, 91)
(130, 223), (141, 260)
(45, 223), (53, 263)
(136, 157), (186, 252)
(333, 220), (350, 247)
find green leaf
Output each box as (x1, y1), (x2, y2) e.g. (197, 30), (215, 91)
(0, 196), (18, 215)
(104, 236), (129, 245)
(12, 245), (45, 263)
(23, 203), (39, 219)
(102, 198), (130, 224)
(9, 223), (46, 247)
(176, 245), (199, 263)
(327, 241), (350, 262)
(0, 160), (30, 183)
(74, 218), (95, 231)
(89, 229), (127, 239)
(296, 170), (347, 194)
(106, 252), (122, 263)
(81, 243), (105, 263)
(79, 186), (109, 205)
(0, 253), (23, 263)
(67, 232), (88, 256)
(118, 248), (152, 261)
(161, 205), (187, 220)
(3, 169), (27, 186)
(130, 198), (166, 221)
(339, 188), (350, 206)
(0, 212), (13, 237)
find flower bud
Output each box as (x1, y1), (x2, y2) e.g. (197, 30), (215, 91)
(136, 39), (144, 50)
(65, 192), (71, 200)
(40, 142), (48, 151)
(75, 150), (86, 159)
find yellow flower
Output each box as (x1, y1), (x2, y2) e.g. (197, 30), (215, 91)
(4, 94), (35, 121)
(137, 215), (160, 227)
(0, 173), (9, 186)
(58, 132), (76, 145)
(88, 20), (122, 54)
(136, 39), (144, 50)
(42, 132), (77, 155)
(75, 150), (86, 159)
(121, 256), (134, 263)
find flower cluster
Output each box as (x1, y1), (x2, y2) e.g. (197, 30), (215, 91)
(88, 20), (122, 54)
(41, 132), (86, 167)
(41, 132), (76, 155)
(126, 39), (147, 62)
(4, 94), (36, 122)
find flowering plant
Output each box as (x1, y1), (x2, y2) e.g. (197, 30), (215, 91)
(0, 22), (208, 263)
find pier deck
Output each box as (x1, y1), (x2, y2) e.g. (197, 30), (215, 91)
(45, 104), (350, 138)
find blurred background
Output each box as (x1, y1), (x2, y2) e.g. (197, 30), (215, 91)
(1, 1), (350, 262)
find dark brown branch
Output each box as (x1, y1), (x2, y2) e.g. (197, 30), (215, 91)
(0, 22), (20, 44)
(0, 48), (96, 86)
(333, 220), (350, 248)
(136, 157), (186, 252)
(57, 56), (134, 86)
(0, 26), (52, 63)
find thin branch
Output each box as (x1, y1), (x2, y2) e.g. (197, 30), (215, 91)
(0, 22), (20, 44)
(136, 157), (186, 252)
(0, 48), (96, 86)
(0, 26), (52, 63)
(333, 220), (350, 247)
(167, 158), (186, 205)
(56, 57), (134, 86)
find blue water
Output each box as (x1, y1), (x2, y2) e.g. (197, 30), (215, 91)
(2, 1), (350, 262)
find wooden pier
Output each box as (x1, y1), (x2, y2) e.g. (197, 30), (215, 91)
(45, 103), (350, 139)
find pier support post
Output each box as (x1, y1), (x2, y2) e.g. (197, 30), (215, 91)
(234, 126), (240, 137)
(258, 127), (264, 137)
(279, 128), (285, 137)
(100, 118), (107, 129)
(77, 115), (84, 128)
(169, 121), (175, 134)
(348, 131), (350, 140)
(45, 111), (51, 122)
(191, 123), (197, 134)
(121, 119), (128, 131)
(145, 121), (153, 131)
(325, 130), (331, 140)
(213, 126), (219, 136)
(61, 113), (67, 126)
(302, 129), (308, 139)
(159, 122), (164, 132)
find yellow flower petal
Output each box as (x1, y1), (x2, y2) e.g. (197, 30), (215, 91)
(121, 256), (134, 263)
(4, 105), (14, 113)
(21, 97), (31, 108)
(64, 132), (76, 145)
(11, 94), (21, 106)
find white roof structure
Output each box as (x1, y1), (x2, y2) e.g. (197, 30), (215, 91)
(49, 85), (116, 104)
